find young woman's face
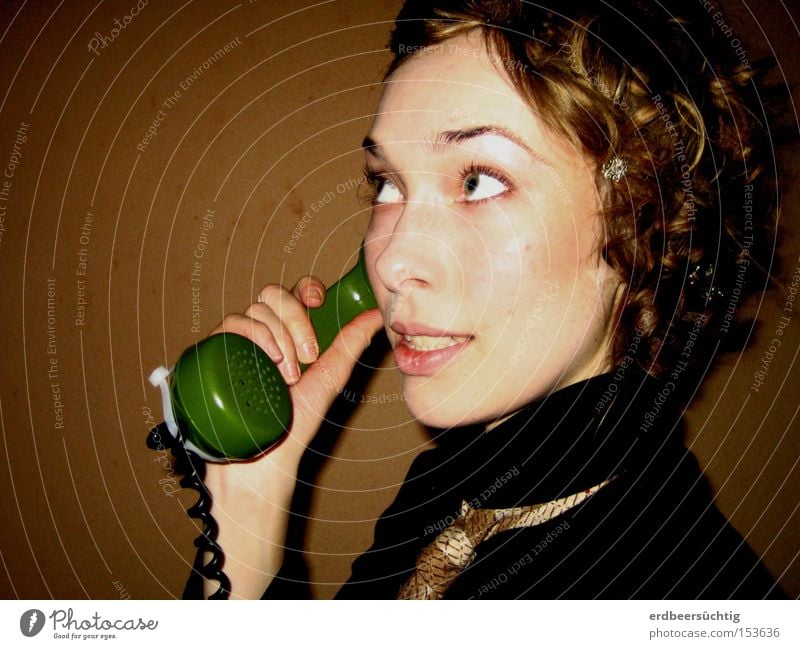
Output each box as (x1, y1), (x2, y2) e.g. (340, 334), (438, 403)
(363, 32), (621, 429)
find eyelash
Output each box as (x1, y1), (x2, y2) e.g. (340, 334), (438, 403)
(457, 162), (513, 203)
(360, 163), (389, 206)
(361, 162), (513, 205)
(361, 163), (382, 191)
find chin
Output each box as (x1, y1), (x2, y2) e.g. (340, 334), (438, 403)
(403, 392), (494, 430)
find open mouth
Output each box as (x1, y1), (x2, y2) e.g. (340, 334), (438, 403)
(394, 333), (473, 376)
(402, 334), (471, 351)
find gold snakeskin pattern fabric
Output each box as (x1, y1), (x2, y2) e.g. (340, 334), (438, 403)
(397, 480), (612, 599)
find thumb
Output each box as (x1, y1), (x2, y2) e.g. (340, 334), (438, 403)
(290, 308), (384, 423)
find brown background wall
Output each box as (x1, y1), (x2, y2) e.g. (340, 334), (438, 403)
(0, 0), (797, 600)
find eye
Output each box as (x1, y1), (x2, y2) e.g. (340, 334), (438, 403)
(373, 177), (403, 204)
(363, 164), (403, 204)
(461, 166), (510, 202)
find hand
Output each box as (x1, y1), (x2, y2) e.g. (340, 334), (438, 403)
(195, 276), (383, 598)
(210, 275), (384, 461)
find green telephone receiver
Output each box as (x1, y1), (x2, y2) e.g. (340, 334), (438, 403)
(150, 248), (377, 461)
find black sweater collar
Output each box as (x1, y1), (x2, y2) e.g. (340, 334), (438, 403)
(421, 368), (680, 509)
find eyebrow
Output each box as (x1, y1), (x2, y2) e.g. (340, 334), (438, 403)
(361, 124), (549, 166)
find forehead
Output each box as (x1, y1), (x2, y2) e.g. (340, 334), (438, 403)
(372, 32), (570, 161)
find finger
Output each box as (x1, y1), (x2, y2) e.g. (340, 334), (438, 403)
(294, 309), (384, 421)
(292, 276), (326, 308)
(258, 283), (319, 365)
(214, 311), (283, 364)
(215, 312), (301, 385)
(242, 303), (303, 384)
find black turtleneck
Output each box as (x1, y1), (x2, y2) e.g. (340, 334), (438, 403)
(335, 370), (783, 599)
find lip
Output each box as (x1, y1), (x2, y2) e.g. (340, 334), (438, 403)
(392, 328), (472, 376)
(391, 322), (472, 338)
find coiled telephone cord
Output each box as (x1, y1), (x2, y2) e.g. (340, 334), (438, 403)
(147, 423), (231, 599)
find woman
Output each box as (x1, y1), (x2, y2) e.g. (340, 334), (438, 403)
(184, 0), (783, 598)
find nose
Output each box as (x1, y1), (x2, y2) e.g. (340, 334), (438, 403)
(373, 200), (443, 295)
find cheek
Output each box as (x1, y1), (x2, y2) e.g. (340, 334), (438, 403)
(538, 196), (603, 299)
(519, 225), (582, 304)
(362, 230), (393, 320)
(463, 210), (576, 328)
(364, 209), (396, 251)
(466, 236), (529, 320)
(497, 224), (593, 341)
(363, 214), (396, 278)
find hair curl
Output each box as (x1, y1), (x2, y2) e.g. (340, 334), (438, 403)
(386, 0), (779, 380)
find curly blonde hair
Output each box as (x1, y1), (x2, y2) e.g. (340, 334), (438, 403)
(386, 0), (778, 379)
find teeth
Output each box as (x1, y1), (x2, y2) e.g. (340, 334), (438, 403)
(403, 334), (468, 351)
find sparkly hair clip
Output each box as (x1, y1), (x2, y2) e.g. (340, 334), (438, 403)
(688, 263), (726, 304)
(602, 156), (627, 182)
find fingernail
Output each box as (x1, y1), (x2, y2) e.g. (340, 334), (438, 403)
(303, 340), (319, 360)
(265, 341), (283, 363)
(307, 287), (323, 305)
(285, 362), (301, 384)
